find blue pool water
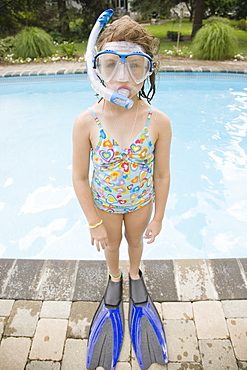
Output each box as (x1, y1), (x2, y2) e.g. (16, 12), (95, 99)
(0, 72), (247, 260)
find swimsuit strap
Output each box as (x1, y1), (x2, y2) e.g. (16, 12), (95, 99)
(145, 106), (153, 128)
(88, 107), (103, 129)
(89, 106), (153, 129)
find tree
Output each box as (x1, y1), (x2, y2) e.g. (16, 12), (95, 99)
(130, 0), (180, 20)
(0, 0), (116, 38)
(0, 0), (56, 37)
(204, 0), (237, 18)
(74, 0), (117, 34)
(184, 0), (196, 22)
(191, 0), (205, 38)
(234, 0), (247, 20)
(57, 0), (70, 36)
(0, 0), (27, 35)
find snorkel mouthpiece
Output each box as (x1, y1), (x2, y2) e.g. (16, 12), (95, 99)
(85, 9), (134, 109)
(110, 91), (134, 109)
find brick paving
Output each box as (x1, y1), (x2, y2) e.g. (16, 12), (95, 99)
(0, 61), (247, 369)
(0, 58), (247, 77)
(0, 259), (246, 369)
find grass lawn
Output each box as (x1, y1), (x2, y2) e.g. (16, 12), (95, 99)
(145, 18), (193, 37)
(146, 19), (247, 56)
(70, 19), (247, 59)
(56, 42), (86, 56)
(2, 18), (246, 64)
(6, 18), (245, 63)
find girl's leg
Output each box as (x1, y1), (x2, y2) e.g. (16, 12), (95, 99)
(97, 209), (123, 278)
(123, 201), (153, 279)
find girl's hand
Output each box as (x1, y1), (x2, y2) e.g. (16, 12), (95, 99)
(144, 219), (162, 244)
(90, 224), (109, 252)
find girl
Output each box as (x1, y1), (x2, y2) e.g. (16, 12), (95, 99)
(72, 15), (171, 281)
(73, 12), (171, 369)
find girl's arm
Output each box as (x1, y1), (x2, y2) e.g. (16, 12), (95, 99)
(144, 110), (172, 244)
(72, 111), (109, 251)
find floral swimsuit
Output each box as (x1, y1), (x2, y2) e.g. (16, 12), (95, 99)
(89, 107), (154, 214)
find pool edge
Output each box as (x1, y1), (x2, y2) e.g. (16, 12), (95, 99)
(0, 258), (246, 301)
(1, 59), (247, 78)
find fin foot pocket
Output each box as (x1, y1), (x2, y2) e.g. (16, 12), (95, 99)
(129, 270), (168, 369)
(86, 275), (124, 370)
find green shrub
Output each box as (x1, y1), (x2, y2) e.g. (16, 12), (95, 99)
(231, 19), (247, 31)
(167, 31), (183, 41)
(192, 22), (238, 60)
(205, 16), (230, 25)
(0, 36), (15, 59)
(69, 18), (85, 42)
(13, 27), (54, 59)
(49, 30), (64, 44)
(60, 42), (75, 58)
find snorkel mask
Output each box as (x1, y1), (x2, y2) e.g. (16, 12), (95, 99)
(94, 42), (153, 84)
(85, 9), (154, 109)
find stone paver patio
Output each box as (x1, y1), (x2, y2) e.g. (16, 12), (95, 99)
(0, 258), (246, 370)
(0, 58), (247, 77)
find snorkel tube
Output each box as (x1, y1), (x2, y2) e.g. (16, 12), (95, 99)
(85, 9), (134, 109)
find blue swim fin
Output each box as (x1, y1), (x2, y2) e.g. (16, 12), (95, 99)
(129, 270), (168, 369)
(86, 275), (124, 370)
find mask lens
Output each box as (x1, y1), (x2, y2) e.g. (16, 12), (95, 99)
(126, 55), (151, 83)
(95, 53), (119, 82)
(95, 52), (152, 83)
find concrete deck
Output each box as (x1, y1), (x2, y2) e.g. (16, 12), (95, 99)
(1, 58), (247, 77)
(1, 59), (247, 369)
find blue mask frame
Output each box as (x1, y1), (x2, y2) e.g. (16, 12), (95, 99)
(94, 50), (154, 83)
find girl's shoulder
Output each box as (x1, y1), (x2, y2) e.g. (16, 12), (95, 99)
(150, 107), (171, 137)
(73, 109), (96, 146)
(148, 106), (171, 145)
(74, 108), (93, 129)
(73, 105), (101, 148)
(73, 105), (101, 138)
(74, 101), (103, 127)
(151, 107), (170, 125)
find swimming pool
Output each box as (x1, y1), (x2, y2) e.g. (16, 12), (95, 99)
(0, 72), (247, 260)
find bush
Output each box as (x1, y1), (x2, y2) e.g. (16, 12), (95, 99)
(60, 42), (75, 58)
(192, 22), (238, 60)
(167, 31), (183, 41)
(205, 16), (230, 25)
(231, 19), (247, 31)
(13, 27), (54, 59)
(0, 36), (15, 59)
(69, 18), (84, 42)
(49, 30), (64, 44)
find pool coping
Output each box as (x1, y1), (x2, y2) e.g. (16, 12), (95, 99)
(1, 258), (247, 302)
(1, 59), (247, 77)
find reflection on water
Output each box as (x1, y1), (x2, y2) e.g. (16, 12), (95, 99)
(149, 76), (247, 259)
(0, 73), (247, 259)
(20, 184), (74, 214)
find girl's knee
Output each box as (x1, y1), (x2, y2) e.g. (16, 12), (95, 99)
(105, 232), (122, 253)
(125, 232), (143, 249)
(106, 243), (120, 253)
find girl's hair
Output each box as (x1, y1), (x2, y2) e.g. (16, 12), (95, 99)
(97, 15), (160, 103)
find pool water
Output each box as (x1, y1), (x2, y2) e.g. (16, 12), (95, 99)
(0, 73), (247, 260)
